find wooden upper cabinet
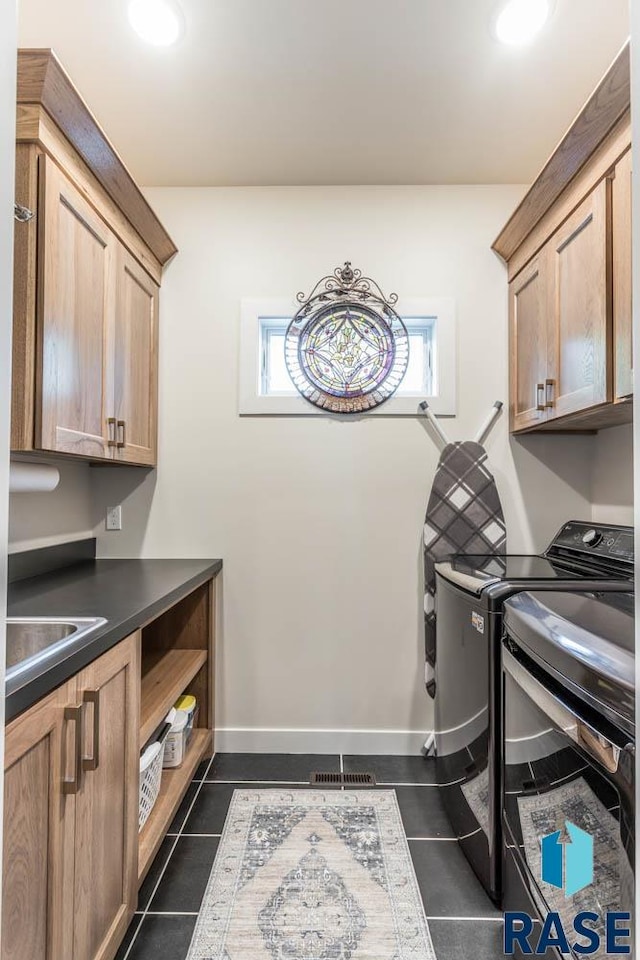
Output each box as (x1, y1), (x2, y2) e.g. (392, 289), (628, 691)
(546, 179), (611, 419)
(37, 156), (115, 458)
(612, 149), (633, 399)
(493, 42), (631, 434)
(114, 248), (159, 466)
(2, 679), (78, 960)
(12, 49), (176, 465)
(509, 253), (550, 431)
(73, 634), (140, 960)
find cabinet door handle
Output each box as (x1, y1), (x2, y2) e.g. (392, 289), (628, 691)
(117, 420), (126, 449)
(545, 379), (555, 409)
(536, 383), (545, 411)
(14, 202), (34, 223)
(82, 689), (100, 771)
(63, 704), (83, 795)
(107, 417), (117, 448)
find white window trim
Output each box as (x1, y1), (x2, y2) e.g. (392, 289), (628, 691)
(239, 296), (457, 417)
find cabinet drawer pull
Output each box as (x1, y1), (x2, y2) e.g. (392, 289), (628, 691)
(116, 420), (126, 449)
(536, 383), (545, 411)
(545, 379), (555, 409)
(82, 689), (100, 771)
(63, 704), (83, 795)
(107, 417), (117, 448)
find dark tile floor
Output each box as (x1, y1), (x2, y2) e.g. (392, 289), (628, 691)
(117, 753), (503, 960)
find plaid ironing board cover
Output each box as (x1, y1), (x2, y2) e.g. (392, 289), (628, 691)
(423, 441), (506, 698)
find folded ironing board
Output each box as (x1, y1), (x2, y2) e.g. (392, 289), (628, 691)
(423, 439), (506, 698)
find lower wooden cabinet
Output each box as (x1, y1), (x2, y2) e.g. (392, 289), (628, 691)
(73, 636), (140, 960)
(2, 680), (76, 960)
(2, 632), (140, 960)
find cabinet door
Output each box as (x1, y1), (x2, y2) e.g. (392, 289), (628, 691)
(113, 247), (159, 465)
(613, 150), (633, 399)
(547, 179), (611, 419)
(73, 633), (140, 960)
(2, 680), (79, 960)
(37, 155), (116, 459)
(509, 253), (550, 431)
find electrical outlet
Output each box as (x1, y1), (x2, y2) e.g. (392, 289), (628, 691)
(106, 505), (122, 531)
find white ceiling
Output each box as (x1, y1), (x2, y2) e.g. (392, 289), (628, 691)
(17, 0), (629, 187)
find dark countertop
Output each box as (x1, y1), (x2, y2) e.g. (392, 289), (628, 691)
(6, 557), (222, 722)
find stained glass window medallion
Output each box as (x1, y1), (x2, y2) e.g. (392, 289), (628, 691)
(285, 262), (409, 413)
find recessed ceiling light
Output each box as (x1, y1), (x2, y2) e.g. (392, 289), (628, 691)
(495, 0), (551, 46)
(128, 0), (184, 47)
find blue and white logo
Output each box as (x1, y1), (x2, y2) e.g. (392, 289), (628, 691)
(504, 823), (630, 954)
(541, 821), (593, 897)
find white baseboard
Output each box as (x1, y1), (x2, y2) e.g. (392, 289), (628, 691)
(214, 727), (432, 755)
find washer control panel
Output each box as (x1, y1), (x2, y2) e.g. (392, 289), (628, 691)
(551, 521), (634, 565)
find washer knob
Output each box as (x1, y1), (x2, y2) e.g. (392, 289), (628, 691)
(582, 528), (603, 548)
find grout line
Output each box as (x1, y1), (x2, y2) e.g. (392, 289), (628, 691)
(178, 833), (222, 838)
(203, 778), (443, 787)
(119, 913), (144, 958)
(203, 779), (312, 785)
(407, 836), (458, 842)
(144, 911), (200, 916)
(426, 916), (504, 923)
(119, 833), (181, 960)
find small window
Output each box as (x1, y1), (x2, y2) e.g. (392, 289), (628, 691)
(259, 317), (435, 398)
(240, 297), (456, 416)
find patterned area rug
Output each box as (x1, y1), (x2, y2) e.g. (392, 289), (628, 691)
(187, 789), (436, 960)
(518, 777), (633, 959)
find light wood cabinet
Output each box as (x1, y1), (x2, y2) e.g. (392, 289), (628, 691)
(12, 50), (174, 466)
(509, 253), (551, 431)
(2, 633), (140, 960)
(73, 635), (140, 960)
(547, 180), (611, 419)
(496, 43), (632, 435)
(113, 248), (160, 466)
(508, 181), (613, 431)
(2, 572), (218, 959)
(613, 149), (633, 399)
(37, 156), (116, 459)
(15, 149), (161, 466)
(2, 681), (77, 960)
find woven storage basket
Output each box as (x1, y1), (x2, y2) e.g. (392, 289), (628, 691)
(139, 739), (165, 831)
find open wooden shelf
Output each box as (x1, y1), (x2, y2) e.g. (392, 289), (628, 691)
(138, 728), (211, 885)
(140, 648), (207, 744)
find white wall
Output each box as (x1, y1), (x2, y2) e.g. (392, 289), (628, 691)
(0, 0), (17, 940)
(591, 423), (634, 526)
(89, 184), (601, 753)
(8, 460), (93, 553)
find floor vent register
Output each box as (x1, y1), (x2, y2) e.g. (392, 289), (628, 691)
(310, 771), (376, 786)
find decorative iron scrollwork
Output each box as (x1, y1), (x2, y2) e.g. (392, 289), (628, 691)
(295, 260), (399, 314)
